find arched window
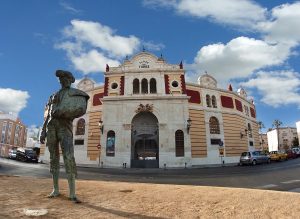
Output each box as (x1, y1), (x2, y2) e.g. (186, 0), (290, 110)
(133, 78), (139, 94)
(141, 78), (148, 94)
(106, 130), (115, 156)
(212, 95), (217, 108)
(206, 95), (211, 107)
(209, 117), (220, 134)
(248, 123), (252, 138)
(175, 130), (184, 157)
(150, 78), (157, 93)
(75, 118), (85, 135)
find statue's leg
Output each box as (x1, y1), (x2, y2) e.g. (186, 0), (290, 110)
(47, 129), (60, 198)
(60, 130), (80, 203)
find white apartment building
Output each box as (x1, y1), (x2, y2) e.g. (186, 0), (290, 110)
(267, 127), (298, 152)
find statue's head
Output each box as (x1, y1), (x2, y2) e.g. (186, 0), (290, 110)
(55, 70), (75, 88)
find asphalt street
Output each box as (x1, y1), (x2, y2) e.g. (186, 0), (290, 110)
(1, 158), (300, 192)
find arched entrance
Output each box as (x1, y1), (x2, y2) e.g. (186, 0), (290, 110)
(131, 112), (159, 168)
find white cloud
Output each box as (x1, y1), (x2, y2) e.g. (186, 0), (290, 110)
(57, 20), (165, 74)
(241, 71), (300, 107)
(192, 36), (291, 82)
(60, 2), (82, 14)
(69, 50), (120, 74)
(143, 41), (165, 51)
(144, 0), (267, 30)
(143, 0), (177, 9)
(0, 88), (30, 115)
(258, 2), (300, 45)
(63, 20), (140, 58)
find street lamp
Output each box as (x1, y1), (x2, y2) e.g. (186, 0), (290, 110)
(187, 118), (192, 134)
(240, 129), (248, 139)
(98, 119), (103, 134)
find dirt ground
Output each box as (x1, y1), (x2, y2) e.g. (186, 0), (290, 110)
(1, 175), (300, 219)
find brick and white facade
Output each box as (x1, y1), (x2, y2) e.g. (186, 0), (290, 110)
(41, 52), (259, 168)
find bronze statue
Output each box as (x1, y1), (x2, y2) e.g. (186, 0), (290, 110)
(40, 70), (89, 203)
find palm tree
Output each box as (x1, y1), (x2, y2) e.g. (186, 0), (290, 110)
(272, 119), (283, 150)
(258, 121), (265, 133)
(258, 121), (265, 149)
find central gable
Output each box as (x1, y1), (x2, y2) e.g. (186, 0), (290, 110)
(131, 52), (160, 69)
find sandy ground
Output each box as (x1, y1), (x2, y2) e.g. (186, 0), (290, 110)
(1, 175), (300, 219)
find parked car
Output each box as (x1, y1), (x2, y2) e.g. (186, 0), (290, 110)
(286, 149), (297, 159)
(239, 151), (271, 165)
(8, 148), (17, 159)
(292, 148), (300, 157)
(269, 151), (288, 161)
(16, 148), (38, 163)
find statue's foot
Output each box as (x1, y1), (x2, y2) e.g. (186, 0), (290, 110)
(47, 191), (60, 198)
(69, 196), (81, 204)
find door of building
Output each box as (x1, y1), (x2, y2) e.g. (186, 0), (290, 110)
(131, 112), (159, 168)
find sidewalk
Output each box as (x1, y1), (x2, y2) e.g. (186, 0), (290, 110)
(1, 174), (300, 218)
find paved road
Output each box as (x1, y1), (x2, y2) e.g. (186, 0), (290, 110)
(1, 158), (300, 192)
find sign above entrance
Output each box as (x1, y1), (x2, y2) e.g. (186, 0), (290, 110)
(135, 104), (154, 114)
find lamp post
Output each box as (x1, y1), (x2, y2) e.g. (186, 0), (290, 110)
(98, 119), (103, 167)
(240, 129), (248, 139)
(98, 120), (103, 134)
(187, 118), (192, 134)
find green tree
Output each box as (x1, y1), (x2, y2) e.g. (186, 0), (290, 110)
(292, 137), (299, 147)
(258, 121), (265, 150)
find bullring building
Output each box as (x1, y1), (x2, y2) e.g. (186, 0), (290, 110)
(40, 52), (260, 168)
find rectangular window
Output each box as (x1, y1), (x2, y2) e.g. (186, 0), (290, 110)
(175, 130), (184, 157)
(74, 139), (84, 145)
(106, 131), (115, 156)
(1, 122), (7, 144)
(211, 139), (221, 145)
(249, 141), (254, 146)
(14, 125), (20, 146)
(6, 122), (12, 144)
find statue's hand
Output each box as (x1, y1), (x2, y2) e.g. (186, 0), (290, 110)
(40, 131), (46, 144)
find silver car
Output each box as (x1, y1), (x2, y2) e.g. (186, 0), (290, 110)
(8, 149), (17, 159)
(240, 151), (271, 165)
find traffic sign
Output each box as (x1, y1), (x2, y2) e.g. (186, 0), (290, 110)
(219, 148), (224, 156)
(219, 140), (224, 147)
(97, 144), (101, 149)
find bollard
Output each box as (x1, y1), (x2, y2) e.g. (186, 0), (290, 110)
(124, 163), (127, 168)
(164, 163), (166, 170)
(101, 161), (103, 168)
(184, 162), (187, 169)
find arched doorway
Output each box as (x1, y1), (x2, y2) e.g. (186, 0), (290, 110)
(131, 112), (159, 168)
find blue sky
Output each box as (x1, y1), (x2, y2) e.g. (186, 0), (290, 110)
(1, 0), (300, 135)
